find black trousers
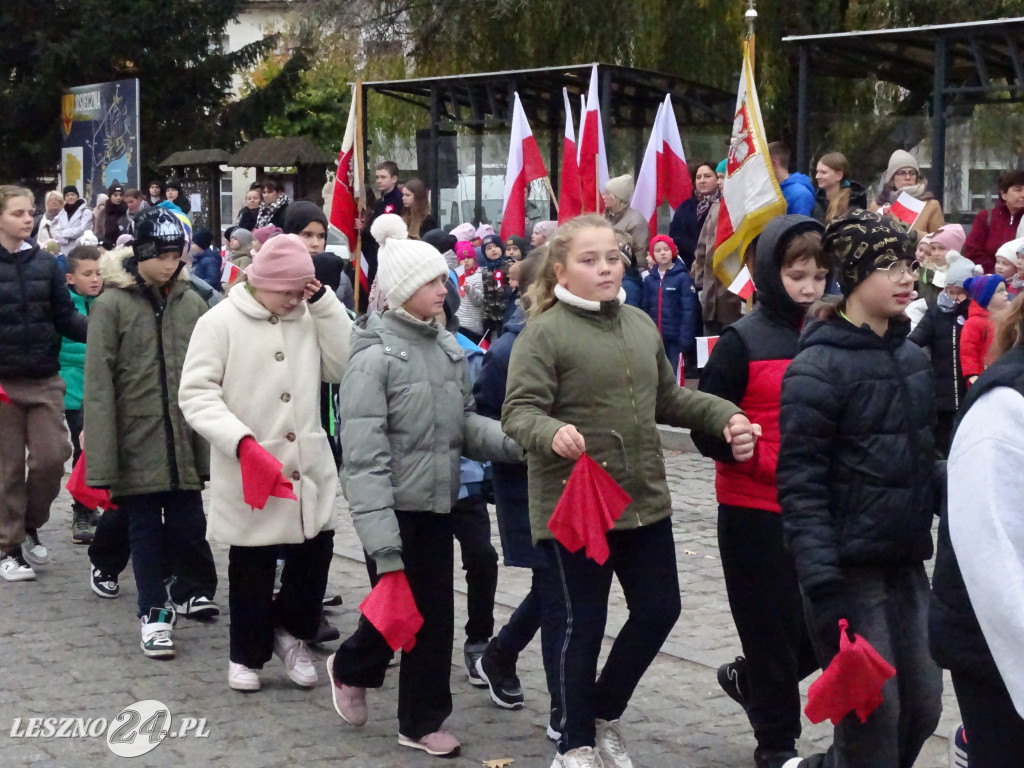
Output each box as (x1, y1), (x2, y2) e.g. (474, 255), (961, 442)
(952, 671), (1024, 768)
(228, 530), (334, 668)
(718, 504), (819, 753)
(451, 494), (498, 644)
(332, 511), (454, 740)
(64, 409), (90, 516)
(88, 505), (132, 576)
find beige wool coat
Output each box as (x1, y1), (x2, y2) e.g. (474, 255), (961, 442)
(179, 283), (352, 547)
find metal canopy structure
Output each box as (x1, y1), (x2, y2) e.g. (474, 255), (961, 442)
(783, 18), (1024, 204)
(360, 63), (734, 216)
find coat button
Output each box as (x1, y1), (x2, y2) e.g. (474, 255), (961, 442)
(291, 471), (301, 481)
(275, 352), (284, 361)
(281, 393), (291, 403)
(400, 351), (406, 357)
(385, 346), (391, 352)
(602, 461), (608, 467)
(286, 432), (296, 442)
(269, 315), (279, 324)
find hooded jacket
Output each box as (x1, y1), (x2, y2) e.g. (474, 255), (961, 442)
(780, 172), (815, 216)
(777, 314), (936, 601)
(52, 200), (94, 253)
(908, 296), (971, 412)
(960, 301), (995, 379)
(338, 309), (522, 573)
(178, 283), (351, 547)
(964, 198), (1020, 275)
(692, 215), (823, 512)
(58, 288), (97, 409)
(83, 247), (209, 496)
(640, 257), (700, 356)
(0, 241), (88, 379)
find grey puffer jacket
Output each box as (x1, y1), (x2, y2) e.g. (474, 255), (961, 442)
(338, 309), (523, 573)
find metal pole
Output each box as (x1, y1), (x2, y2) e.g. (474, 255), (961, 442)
(796, 44), (809, 174)
(932, 35), (948, 207)
(474, 126), (483, 226)
(745, 0), (757, 37)
(429, 86), (441, 218)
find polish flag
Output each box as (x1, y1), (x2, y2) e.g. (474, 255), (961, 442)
(713, 41), (787, 286)
(659, 95), (692, 210)
(888, 192), (926, 227)
(329, 88), (367, 290)
(630, 103), (664, 245)
(501, 93), (548, 240)
(578, 65), (610, 213)
(696, 336), (720, 368)
(676, 352), (685, 386)
(558, 88), (582, 224)
(727, 265), (756, 300)
(221, 260), (241, 286)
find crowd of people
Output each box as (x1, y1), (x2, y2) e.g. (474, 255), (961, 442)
(2, 143), (1024, 768)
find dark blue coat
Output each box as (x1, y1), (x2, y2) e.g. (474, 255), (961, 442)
(622, 269), (643, 309)
(191, 248), (222, 293)
(668, 196), (701, 269)
(640, 258), (700, 355)
(473, 307), (544, 569)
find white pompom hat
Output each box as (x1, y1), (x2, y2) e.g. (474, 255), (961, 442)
(372, 214), (450, 309)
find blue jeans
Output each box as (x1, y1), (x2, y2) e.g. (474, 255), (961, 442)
(123, 491), (218, 618)
(537, 516), (681, 752)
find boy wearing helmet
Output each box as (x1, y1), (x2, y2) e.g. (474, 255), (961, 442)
(83, 208), (219, 658)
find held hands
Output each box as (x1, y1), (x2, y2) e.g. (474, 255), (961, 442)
(552, 424), (586, 460)
(723, 414), (761, 462)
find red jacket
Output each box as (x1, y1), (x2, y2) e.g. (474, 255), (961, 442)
(959, 301), (994, 379)
(964, 200), (1020, 275)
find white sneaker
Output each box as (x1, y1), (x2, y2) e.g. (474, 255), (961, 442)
(273, 627), (317, 687)
(551, 746), (605, 768)
(0, 552), (36, 581)
(595, 719), (633, 768)
(21, 529), (50, 567)
(228, 662), (261, 691)
(140, 607), (176, 658)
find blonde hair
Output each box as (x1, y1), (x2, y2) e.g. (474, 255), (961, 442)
(0, 185), (33, 213)
(525, 214), (613, 319)
(989, 291), (1024, 365)
(45, 190), (63, 205)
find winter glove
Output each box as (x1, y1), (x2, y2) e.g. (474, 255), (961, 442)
(237, 436), (297, 510)
(806, 586), (855, 663)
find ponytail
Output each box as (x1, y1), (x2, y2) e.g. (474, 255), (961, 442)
(525, 214), (611, 320)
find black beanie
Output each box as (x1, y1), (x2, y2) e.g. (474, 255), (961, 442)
(63, 185), (79, 197)
(824, 210), (915, 297)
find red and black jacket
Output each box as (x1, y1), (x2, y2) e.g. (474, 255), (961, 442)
(692, 215), (825, 513)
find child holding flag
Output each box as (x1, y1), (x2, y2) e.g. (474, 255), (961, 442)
(502, 214), (758, 768)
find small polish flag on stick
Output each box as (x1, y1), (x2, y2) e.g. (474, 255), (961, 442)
(221, 260), (241, 286)
(676, 352), (685, 386)
(728, 265), (756, 300)
(888, 192), (926, 227)
(696, 336), (720, 368)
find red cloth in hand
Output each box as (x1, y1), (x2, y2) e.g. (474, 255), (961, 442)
(0, 383), (9, 405)
(65, 453), (117, 511)
(359, 571), (424, 652)
(805, 618), (897, 725)
(547, 453), (632, 565)
(238, 436), (297, 510)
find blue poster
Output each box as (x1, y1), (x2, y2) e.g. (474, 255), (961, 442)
(60, 79), (140, 204)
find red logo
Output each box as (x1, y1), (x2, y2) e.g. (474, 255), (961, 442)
(726, 97), (756, 176)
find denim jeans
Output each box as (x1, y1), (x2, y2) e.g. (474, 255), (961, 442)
(122, 491), (218, 618)
(537, 516), (681, 752)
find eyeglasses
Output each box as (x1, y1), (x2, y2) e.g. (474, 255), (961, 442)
(893, 169), (918, 178)
(877, 260), (921, 282)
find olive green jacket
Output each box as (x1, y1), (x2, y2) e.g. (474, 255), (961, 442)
(83, 247), (210, 496)
(502, 286), (741, 542)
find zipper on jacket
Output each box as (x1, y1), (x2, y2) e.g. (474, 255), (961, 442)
(149, 293), (179, 490)
(951, 322), (960, 410)
(657, 276), (664, 334)
(610, 323), (644, 525)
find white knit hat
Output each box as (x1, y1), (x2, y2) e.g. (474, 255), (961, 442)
(604, 174), (635, 204)
(886, 149), (920, 183)
(372, 214), (450, 309)
(944, 251), (981, 288)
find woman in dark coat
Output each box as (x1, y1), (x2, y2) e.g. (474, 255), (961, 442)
(668, 160), (719, 270)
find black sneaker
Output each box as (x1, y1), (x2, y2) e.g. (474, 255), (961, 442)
(755, 747), (798, 768)
(71, 508), (94, 544)
(475, 639), (524, 709)
(313, 612), (340, 644)
(464, 640), (489, 688)
(718, 656), (748, 709)
(91, 567), (119, 598)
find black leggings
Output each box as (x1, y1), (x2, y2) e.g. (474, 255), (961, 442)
(952, 670), (1024, 768)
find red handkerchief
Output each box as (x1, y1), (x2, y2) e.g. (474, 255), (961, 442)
(65, 453), (117, 511)
(805, 619), (897, 725)
(238, 437), (297, 510)
(547, 453), (632, 565)
(0, 383), (9, 405)
(359, 571), (424, 652)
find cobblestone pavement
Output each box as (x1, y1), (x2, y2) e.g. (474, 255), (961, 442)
(0, 449), (958, 767)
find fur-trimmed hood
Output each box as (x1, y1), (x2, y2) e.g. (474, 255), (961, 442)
(98, 245), (190, 290)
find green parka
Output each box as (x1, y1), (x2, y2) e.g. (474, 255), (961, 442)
(502, 288), (741, 543)
(83, 247), (209, 496)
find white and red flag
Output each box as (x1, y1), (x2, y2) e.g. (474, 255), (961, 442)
(888, 192), (926, 227)
(558, 88), (583, 224)
(713, 41), (786, 285)
(578, 65), (609, 214)
(658, 95), (692, 210)
(727, 264), (756, 300)
(501, 93), (548, 240)
(329, 89), (368, 292)
(630, 103), (664, 245)
(221, 260), (241, 286)
(696, 336), (720, 368)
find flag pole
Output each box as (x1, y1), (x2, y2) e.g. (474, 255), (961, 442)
(745, 0), (757, 76)
(353, 78), (364, 312)
(543, 176), (560, 214)
(595, 154), (600, 211)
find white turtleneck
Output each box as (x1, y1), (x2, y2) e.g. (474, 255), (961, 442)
(554, 283), (626, 311)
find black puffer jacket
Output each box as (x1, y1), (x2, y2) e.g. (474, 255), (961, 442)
(0, 242), (88, 379)
(930, 344), (1024, 684)
(908, 298), (970, 413)
(777, 313), (936, 600)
